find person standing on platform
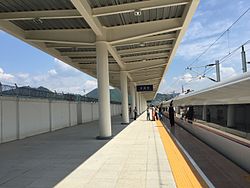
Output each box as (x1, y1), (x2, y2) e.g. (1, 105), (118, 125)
(152, 106), (155, 121)
(169, 101), (175, 127)
(133, 106), (137, 120)
(155, 107), (159, 120)
(147, 106), (150, 121)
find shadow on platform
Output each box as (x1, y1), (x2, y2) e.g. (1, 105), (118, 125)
(0, 116), (128, 188)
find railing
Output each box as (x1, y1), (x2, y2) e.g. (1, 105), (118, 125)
(0, 82), (121, 104)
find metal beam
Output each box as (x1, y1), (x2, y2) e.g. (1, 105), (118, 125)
(122, 52), (169, 62)
(118, 44), (172, 55)
(137, 80), (161, 85)
(106, 44), (125, 70)
(61, 51), (96, 57)
(107, 18), (182, 44)
(128, 64), (165, 73)
(79, 64), (120, 71)
(71, 0), (130, 81)
(105, 44), (133, 81)
(113, 33), (176, 46)
(133, 76), (162, 82)
(46, 43), (95, 48)
(25, 29), (96, 45)
(125, 59), (166, 71)
(71, 57), (115, 62)
(132, 72), (161, 78)
(92, 0), (189, 17)
(0, 9), (81, 20)
(131, 70), (161, 77)
(71, 0), (104, 37)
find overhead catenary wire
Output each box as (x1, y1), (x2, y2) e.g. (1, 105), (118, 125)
(188, 39), (250, 79)
(164, 7), (250, 93)
(186, 7), (250, 69)
(220, 40), (250, 63)
(178, 42), (246, 90)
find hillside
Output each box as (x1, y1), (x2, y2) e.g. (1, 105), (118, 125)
(150, 92), (180, 105)
(86, 88), (131, 103)
(87, 88), (178, 105)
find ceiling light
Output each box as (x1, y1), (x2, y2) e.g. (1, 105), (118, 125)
(139, 42), (146, 47)
(134, 9), (142, 17)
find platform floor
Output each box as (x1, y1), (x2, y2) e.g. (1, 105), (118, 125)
(0, 113), (203, 188)
(55, 114), (176, 188)
(0, 116), (126, 188)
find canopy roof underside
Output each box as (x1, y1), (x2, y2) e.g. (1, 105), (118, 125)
(0, 0), (199, 100)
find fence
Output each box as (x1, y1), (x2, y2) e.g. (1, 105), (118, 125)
(0, 82), (120, 104)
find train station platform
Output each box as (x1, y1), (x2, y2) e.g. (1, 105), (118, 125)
(54, 112), (206, 188)
(0, 113), (205, 188)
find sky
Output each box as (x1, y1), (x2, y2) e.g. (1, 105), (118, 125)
(160, 0), (250, 94)
(0, 0), (250, 95)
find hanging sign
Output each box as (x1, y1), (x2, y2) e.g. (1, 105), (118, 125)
(136, 85), (153, 92)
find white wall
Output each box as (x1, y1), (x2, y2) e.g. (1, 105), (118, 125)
(1, 97), (18, 142)
(111, 104), (114, 116)
(82, 102), (92, 123)
(92, 103), (99, 120)
(114, 104), (121, 116)
(0, 96), (121, 144)
(77, 102), (82, 124)
(19, 98), (50, 139)
(70, 102), (77, 126)
(51, 101), (70, 131)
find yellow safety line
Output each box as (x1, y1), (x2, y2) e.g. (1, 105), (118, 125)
(156, 121), (203, 188)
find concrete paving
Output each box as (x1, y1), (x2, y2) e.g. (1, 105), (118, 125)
(0, 116), (127, 188)
(55, 113), (176, 188)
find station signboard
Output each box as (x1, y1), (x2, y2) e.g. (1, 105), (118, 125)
(136, 85), (153, 92)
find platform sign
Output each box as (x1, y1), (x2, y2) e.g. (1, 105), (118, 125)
(136, 85), (153, 92)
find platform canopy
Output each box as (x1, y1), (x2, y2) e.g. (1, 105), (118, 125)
(0, 0), (199, 100)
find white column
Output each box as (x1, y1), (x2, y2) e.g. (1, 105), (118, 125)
(141, 94), (144, 112)
(139, 92), (141, 114)
(130, 82), (136, 118)
(120, 71), (129, 123)
(141, 94), (143, 113)
(136, 91), (140, 114)
(227, 105), (235, 128)
(96, 41), (112, 138)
